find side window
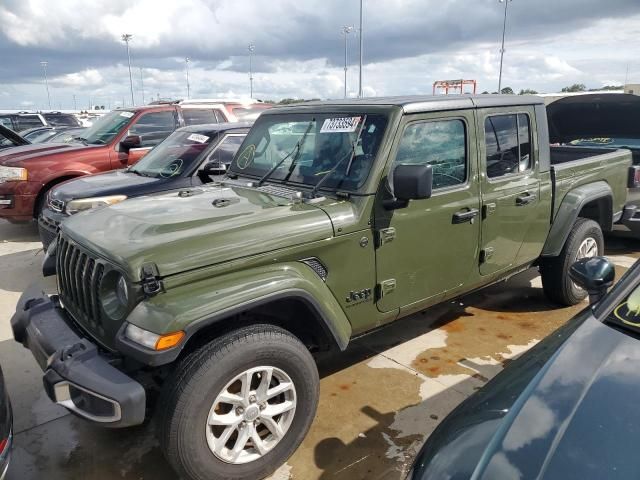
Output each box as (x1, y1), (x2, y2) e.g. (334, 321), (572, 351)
(484, 113), (531, 178)
(0, 117), (13, 129)
(395, 119), (467, 189)
(208, 135), (245, 165)
(213, 109), (228, 123)
(129, 111), (177, 147)
(16, 115), (45, 130)
(183, 109), (218, 126)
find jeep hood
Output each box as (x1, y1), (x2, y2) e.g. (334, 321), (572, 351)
(0, 142), (89, 166)
(62, 184), (334, 278)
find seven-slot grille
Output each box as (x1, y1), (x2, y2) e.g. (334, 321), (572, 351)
(56, 234), (106, 334)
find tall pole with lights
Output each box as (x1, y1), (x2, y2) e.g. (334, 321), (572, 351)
(40, 61), (51, 109)
(121, 34), (135, 106)
(341, 26), (355, 98)
(248, 43), (256, 98)
(497, 0), (512, 93)
(185, 57), (191, 99)
(139, 67), (145, 104)
(358, 0), (364, 98)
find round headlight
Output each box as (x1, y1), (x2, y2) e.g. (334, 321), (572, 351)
(100, 271), (130, 320)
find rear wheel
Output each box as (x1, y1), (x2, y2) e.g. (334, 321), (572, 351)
(541, 217), (604, 306)
(158, 324), (319, 480)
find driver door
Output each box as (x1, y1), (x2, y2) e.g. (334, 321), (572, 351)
(114, 110), (178, 167)
(374, 111), (481, 313)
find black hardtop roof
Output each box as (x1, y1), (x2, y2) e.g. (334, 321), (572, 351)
(175, 122), (253, 135)
(265, 94), (544, 115)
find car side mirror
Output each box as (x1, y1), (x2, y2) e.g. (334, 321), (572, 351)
(569, 256), (615, 305)
(120, 134), (141, 152)
(384, 164), (433, 210)
(202, 160), (227, 176)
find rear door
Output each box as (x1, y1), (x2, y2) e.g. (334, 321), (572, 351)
(375, 110), (481, 313)
(478, 108), (546, 276)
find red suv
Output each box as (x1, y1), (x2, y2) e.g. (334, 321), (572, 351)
(0, 101), (267, 223)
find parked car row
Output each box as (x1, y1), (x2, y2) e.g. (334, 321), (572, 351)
(0, 111), (83, 132)
(0, 98), (270, 223)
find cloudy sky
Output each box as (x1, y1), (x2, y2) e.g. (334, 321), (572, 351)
(0, 0), (639, 110)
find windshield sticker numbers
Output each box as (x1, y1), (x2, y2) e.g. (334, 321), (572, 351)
(119, 111), (135, 118)
(187, 133), (209, 144)
(236, 144), (256, 169)
(320, 116), (362, 133)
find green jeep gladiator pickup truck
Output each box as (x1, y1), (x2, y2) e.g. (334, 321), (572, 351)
(12, 95), (637, 480)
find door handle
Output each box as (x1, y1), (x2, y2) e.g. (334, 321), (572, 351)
(452, 208), (479, 224)
(515, 193), (537, 206)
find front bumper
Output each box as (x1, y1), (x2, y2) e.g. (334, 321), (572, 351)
(0, 181), (38, 221)
(11, 287), (146, 427)
(38, 207), (65, 249)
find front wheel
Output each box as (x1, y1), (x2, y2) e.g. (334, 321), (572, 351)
(540, 217), (604, 306)
(158, 324), (319, 480)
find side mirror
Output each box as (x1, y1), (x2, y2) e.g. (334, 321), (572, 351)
(120, 135), (141, 151)
(202, 160), (227, 176)
(569, 256), (615, 304)
(384, 164), (433, 210)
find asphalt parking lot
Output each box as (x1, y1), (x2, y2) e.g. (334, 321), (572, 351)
(1, 219), (639, 480)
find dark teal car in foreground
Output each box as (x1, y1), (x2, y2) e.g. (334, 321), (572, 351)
(410, 255), (640, 480)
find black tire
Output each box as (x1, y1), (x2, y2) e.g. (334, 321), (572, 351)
(158, 324), (319, 480)
(540, 217), (604, 306)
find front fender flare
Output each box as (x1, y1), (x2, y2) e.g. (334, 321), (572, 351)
(117, 262), (352, 366)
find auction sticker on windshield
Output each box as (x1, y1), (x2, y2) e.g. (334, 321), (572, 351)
(187, 133), (209, 144)
(320, 116), (362, 133)
(119, 111), (135, 118)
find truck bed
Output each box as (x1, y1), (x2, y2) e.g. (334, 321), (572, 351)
(550, 145), (632, 221)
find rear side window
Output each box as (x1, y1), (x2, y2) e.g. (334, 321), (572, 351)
(43, 113), (80, 127)
(129, 110), (177, 147)
(16, 115), (45, 131)
(183, 109), (218, 126)
(485, 113), (531, 178)
(213, 109), (228, 123)
(208, 135), (246, 165)
(0, 117), (13, 129)
(394, 119), (467, 189)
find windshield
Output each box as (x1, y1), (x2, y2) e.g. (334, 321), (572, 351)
(129, 130), (213, 178)
(24, 129), (58, 143)
(567, 137), (640, 149)
(229, 113), (388, 192)
(80, 110), (135, 145)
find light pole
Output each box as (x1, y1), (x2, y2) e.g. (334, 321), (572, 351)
(139, 67), (145, 104)
(248, 43), (256, 98)
(358, 0), (364, 98)
(341, 26), (355, 98)
(121, 34), (135, 106)
(40, 61), (51, 109)
(185, 57), (191, 99)
(73, 94), (77, 110)
(497, 0), (512, 93)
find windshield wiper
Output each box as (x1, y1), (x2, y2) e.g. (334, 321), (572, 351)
(128, 168), (154, 177)
(74, 136), (89, 145)
(257, 119), (314, 187)
(309, 116), (367, 198)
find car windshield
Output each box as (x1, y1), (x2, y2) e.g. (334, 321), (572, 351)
(568, 137), (640, 149)
(80, 110), (135, 145)
(229, 113), (388, 192)
(129, 130), (213, 178)
(24, 129), (58, 143)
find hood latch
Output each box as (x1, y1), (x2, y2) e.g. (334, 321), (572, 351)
(141, 263), (163, 297)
